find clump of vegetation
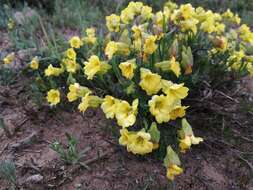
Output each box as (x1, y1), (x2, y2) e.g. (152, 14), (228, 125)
(0, 160), (17, 189)
(1, 0), (252, 185)
(50, 133), (90, 166)
(24, 1), (253, 181)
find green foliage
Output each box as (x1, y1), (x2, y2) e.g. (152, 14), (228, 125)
(0, 160), (17, 189)
(50, 133), (90, 165)
(0, 68), (16, 86)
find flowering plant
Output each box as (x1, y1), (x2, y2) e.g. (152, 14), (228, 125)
(28, 1), (253, 181)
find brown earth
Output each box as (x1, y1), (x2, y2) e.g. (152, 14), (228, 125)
(0, 72), (252, 190)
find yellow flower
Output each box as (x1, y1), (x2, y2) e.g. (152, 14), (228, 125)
(7, 19), (14, 30)
(3, 53), (15, 65)
(119, 128), (134, 146)
(238, 24), (253, 45)
(119, 59), (136, 79)
(67, 83), (80, 102)
(44, 64), (64, 77)
(30, 57), (39, 70)
(128, 1), (143, 14)
(78, 93), (102, 112)
(47, 89), (60, 106)
(149, 95), (173, 123)
(143, 35), (157, 55)
(170, 57), (181, 77)
(63, 59), (79, 73)
(83, 28), (97, 44)
(69, 36), (83, 49)
(127, 131), (153, 155)
(84, 55), (110, 80)
(86, 28), (96, 37)
(105, 41), (130, 60)
(141, 5), (153, 21)
(106, 14), (121, 32)
(65, 48), (76, 60)
(162, 80), (189, 100)
(115, 99), (138, 128)
(153, 11), (165, 27)
(211, 36), (228, 51)
(121, 7), (135, 24)
(200, 17), (216, 33)
(133, 38), (142, 52)
(132, 25), (145, 40)
(166, 164), (183, 181)
(67, 83), (91, 102)
(179, 4), (195, 19)
(179, 118), (203, 153)
(180, 18), (199, 34)
(101, 95), (119, 119)
(179, 135), (203, 153)
(139, 68), (162, 95)
(105, 41), (118, 59)
(170, 104), (188, 120)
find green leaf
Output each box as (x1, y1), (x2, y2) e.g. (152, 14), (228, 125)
(67, 73), (76, 85)
(148, 122), (160, 143)
(181, 118), (193, 137)
(163, 146), (181, 168)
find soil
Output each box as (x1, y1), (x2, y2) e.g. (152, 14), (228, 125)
(0, 30), (253, 190)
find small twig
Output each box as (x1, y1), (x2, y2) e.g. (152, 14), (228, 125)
(215, 90), (239, 103)
(83, 150), (114, 165)
(231, 128), (253, 143)
(10, 131), (39, 151)
(233, 152), (253, 172)
(0, 144), (8, 156)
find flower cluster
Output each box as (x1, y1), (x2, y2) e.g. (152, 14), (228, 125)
(28, 1), (253, 181)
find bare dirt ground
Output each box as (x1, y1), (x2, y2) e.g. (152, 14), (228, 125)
(0, 30), (253, 190)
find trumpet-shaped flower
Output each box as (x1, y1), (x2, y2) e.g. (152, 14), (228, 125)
(3, 53), (15, 65)
(84, 55), (110, 80)
(83, 28), (97, 44)
(162, 80), (189, 100)
(121, 7), (135, 24)
(119, 59), (136, 79)
(105, 41), (130, 60)
(166, 164), (183, 181)
(69, 36), (83, 49)
(47, 89), (60, 106)
(149, 95), (173, 123)
(128, 1), (143, 14)
(127, 131), (153, 155)
(67, 83), (80, 102)
(106, 14), (121, 32)
(141, 5), (153, 21)
(78, 93), (102, 112)
(143, 35), (157, 55)
(115, 99), (138, 128)
(65, 48), (76, 60)
(63, 59), (79, 73)
(105, 41), (118, 59)
(45, 64), (64, 77)
(170, 105), (188, 120)
(119, 128), (135, 146)
(178, 118), (203, 153)
(139, 68), (162, 95)
(179, 135), (203, 153)
(155, 57), (181, 77)
(101, 95), (120, 119)
(30, 57), (39, 70)
(67, 83), (91, 102)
